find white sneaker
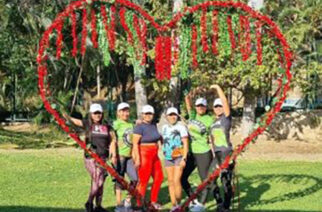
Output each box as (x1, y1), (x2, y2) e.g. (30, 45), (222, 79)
(123, 198), (132, 208)
(170, 205), (180, 212)
(189, 200), (205, 212)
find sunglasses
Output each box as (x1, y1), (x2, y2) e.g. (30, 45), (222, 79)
(93, 112), (102, 115)
(143, 112), (153, 115)
(214, 105), (223, 108)
(196, 104), (206, 107)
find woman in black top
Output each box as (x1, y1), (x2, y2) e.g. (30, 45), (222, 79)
(64, 103), (117, 212)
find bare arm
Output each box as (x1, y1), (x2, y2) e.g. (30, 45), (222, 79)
(132, 134), (142, 168)
(63, 114), (83, 127)
(211, 84), (230, 117)
(181, 137), (189, 160)
(109, 130), (118, 165)
(185, 92), (193, 114)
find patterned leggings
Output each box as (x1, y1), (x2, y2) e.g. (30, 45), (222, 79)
(84, 157), (107, 206)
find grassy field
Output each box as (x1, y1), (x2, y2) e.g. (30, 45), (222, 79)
(0, 148), (321, 212)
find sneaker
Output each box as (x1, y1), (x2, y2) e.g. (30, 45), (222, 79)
(85, 202), (94, 212)
(170, 205), (181, 212)
(94, 206), (107, 212)
(123, 198), (132, 208)
(150, 202), (162, 210)
(189, 200), (205, 212)
(115, 205), (125, 212)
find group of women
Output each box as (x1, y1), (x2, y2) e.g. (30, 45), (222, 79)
(65, 84), (234, 212)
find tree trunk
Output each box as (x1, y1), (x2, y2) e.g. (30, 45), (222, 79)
(71, 55), (85, 112)
(134, 70), (147, 118)
(241, 84), (257, 138)
(97, 65), (101, 98)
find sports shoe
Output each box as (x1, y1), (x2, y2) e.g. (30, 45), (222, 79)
(150, 202), (162, 210)
(189, 200), (205, 212)
(114, 205), (125, 212)
(94, 206), (107, 212)
(170, 205), (181, 212)
(85, 202), (94, 212)
(123, 198), (132, 208)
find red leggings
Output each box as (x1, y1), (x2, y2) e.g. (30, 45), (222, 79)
(136, 145), (164, 206)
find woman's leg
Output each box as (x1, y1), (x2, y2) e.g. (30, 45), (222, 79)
(173, 159), (184, 204)
(150, 155), (164, 203)
(165, 164), (176, 206)
(115, 157), (127, 206)
(95, 165), (107, 207)
(84, 158), (98, 204)
(194, 151), (213, 204)
(136, 147), (153, 206)
(180, 153), (196, 197)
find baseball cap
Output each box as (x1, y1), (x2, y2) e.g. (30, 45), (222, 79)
(142, 105), (155, 114)
(89, 103), (103, 113)
(195, 98), (207, 106)
(117, 102), (130, 111)
(213, 98), (223, 107)
(166, 107), (179, 115)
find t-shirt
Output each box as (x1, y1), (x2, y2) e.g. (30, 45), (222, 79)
(113, 119), (134, 158)
(187, 110), (213, 154)
(83, 120), (111, 158)
(209, 114), (232, 152)
(133, 123), (161, 144)
(162, 123), (188, 161)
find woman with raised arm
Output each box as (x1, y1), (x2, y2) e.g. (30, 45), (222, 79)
(64, 103), (117, 212)
(209, 84), (234, 212)
(181, 88), (214, 211)
(132, 105), (164, 211)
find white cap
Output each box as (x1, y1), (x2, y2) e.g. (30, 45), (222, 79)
(117, 102), (130, 111)
(166, 107), (179, 115)
(142, 105), (155, 114)
(195, 98), (207, 106)
(89, 103), (103, 113)
(213, 98), (223, 107)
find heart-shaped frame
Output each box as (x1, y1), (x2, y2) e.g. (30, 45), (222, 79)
(37, 0), (292, 210)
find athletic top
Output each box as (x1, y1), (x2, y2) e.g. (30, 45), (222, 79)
(83, 119), (112, 158)
(113, 119), (134, 158)
(133, 123), (161, 144)
(187, 110), (213, 154)
(209, 114), (232, 152)
(162, 122), (188, 161)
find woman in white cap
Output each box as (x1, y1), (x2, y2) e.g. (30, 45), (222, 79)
(132, 105), (164, 210)
(209, 84), (233, 212)
(64, 103), (117, 212)
(161, 107), (189, 211)
(181, 90), (214, 211)
(113, 102), (138, 211)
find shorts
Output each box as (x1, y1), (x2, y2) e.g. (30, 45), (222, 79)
(164, 157), (182, 167)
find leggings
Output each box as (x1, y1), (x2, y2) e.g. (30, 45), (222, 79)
(115, 157), (138, 189)
(211, 150), (234, 210)
(181, 150), (213, 203)
(136, 145), (164, 206)
(84, 157), (107, 206)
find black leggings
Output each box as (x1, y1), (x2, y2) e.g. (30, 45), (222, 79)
(181, 150), (213, 203)
(211, 150), (234, 210)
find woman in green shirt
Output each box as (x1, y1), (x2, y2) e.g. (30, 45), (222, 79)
(113, 103), (138, 212)
(181, 89), (214, 211)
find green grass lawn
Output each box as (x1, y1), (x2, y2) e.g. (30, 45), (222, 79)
(0, 148), (321, 212)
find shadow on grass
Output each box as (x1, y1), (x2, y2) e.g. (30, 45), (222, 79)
(156, 173), (322, 211)
(0, 206), (114, 212)
(0, 128), (73, 149)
